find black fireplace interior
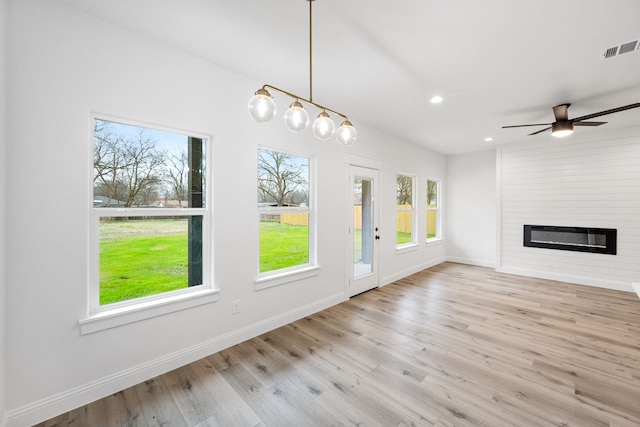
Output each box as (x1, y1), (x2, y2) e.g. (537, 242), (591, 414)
(523, 225), (617, 255)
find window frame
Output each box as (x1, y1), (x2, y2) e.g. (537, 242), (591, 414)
(256, 147), (318, 289)
(81, 115), (217, 334)
(396, 173), (418, 250)
(426, 178), (442, 243)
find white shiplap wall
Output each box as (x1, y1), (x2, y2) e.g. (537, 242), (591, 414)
(497, 136), (640, 291)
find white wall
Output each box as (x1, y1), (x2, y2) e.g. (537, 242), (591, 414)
(378, 146), (447, 284)
(445, 150), (496, 267)
(0, 0), (7, 423)
(4, 1), (446, 424)
(497, 137), (640, 291)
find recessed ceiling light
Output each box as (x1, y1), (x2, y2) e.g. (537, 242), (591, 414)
(430, 96), (443, 104)
(484, 137), (494, 142)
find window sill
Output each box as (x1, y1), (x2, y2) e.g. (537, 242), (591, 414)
(255, 266), (321, 291)
(396, 243), (420, 255)
(79, 288), (220, 335)
(426, 237), (443, 246)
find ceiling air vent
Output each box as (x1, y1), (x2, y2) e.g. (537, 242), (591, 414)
(601, 38), (639, 60)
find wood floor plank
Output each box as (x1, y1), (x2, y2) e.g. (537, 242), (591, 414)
(189, 359), (261, 427)
(100, 387), (146, 426)
(133, 376), (185, 426)
(35, 262), (640, 426)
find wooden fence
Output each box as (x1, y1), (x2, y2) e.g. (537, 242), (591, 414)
(276, 206), (436, 235)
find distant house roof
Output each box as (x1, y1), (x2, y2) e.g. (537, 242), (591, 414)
(93, 196), (126, 207)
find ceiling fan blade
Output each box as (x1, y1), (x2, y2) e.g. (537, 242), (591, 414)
(502, 123), (552, 129)
(571, 103), (640, 122)
(553, 104), (570, 121)
(528, 127), (551, 136)
(573, 121), (607, 126)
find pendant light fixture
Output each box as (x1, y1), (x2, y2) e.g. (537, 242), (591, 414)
(248, 0), (357, 145)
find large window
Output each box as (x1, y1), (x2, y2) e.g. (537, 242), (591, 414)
(427, 179), (441, 241)
(91, 117), (210, 310)
(396, 173), (416, 247)
(258, 149), (312, 276)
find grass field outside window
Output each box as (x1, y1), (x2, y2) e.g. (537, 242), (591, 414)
(101, 219), (417, 304)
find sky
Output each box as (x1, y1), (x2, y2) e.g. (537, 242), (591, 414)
(95, 118), (202, 154)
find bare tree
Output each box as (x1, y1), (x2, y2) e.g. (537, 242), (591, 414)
(396, 174), (413, 205)
(93, 120), (164, 207)
(119, 130), (164, 207)
(427, 180), (438, 205)
(258, 150), (308, 206)
(93, 121), (129, 205)
(164, 150), (189, 207)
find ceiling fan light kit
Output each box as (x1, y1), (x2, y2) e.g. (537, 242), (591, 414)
(551, 121), (573, 138)
(248, 0), (357, 146)
(503, 102), (640, 137)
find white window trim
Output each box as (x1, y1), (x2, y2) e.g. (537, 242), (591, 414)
(396, 242), (420, 255)
(256, 149), (316, 288)
(396, 173), (417, 249)
(79, 287), (220, 335)
(84, 115), (215, 333)
(255, 265), (321, 291)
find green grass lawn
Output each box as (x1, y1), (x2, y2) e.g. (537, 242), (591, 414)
(259, 221), (308, 272)
(100, 234), (188, 304)
(99, 219), (189, 305)
(396, 231), (412, 245)
(99, 219), (311, 304)
(100, 219), (426, 305)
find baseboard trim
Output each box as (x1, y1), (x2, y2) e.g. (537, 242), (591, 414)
(446, 256), (496, 269)
(4, 292), (346, 427)
(497, 266), (633, 293)
(381, 256), (447, 286)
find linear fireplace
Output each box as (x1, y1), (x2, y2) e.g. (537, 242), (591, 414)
(523, 225), (617, 255)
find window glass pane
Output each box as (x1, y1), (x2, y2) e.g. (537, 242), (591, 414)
(258, 149), (311, 274)
(427, 179), (439, 240)
(258, 149), (309, 206)
(396, 174), (412, 206)
(353, 177), (373, 277)
(396, 174), (414, 245)
(99, 216), (202, 305)
(396, 212), (413, 245)
(427, 180), (438, 207)
(93, 119), (206, 209)
(259, 213), (309, 272)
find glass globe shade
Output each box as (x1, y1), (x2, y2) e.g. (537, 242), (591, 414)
(248, 88), (276, 122)
(312, 111), (336, 140)
(284, 101), (309, 132)
(336, 120), (357, 145)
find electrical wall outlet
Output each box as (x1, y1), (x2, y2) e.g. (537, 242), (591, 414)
(232, 300), (240, 314)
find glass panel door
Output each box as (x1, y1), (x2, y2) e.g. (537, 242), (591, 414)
(349, 166), (379, 296)
(354, 176), (373, 278)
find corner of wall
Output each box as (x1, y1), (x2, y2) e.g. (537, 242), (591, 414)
(0, 0), (8, 423)
(494, 147), (502, 271)
(445, 149), (497, 269)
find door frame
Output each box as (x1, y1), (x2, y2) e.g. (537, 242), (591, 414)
(346, 156), (382, 297)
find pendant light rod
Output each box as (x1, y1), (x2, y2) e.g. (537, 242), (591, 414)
(247, 0), (357, 145)
(258, 84), (348, 120)
(309, 0), (314, 103)
(252, 0), (348, 120)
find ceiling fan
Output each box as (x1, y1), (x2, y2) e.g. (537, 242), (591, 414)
(502, 102), (640, 137)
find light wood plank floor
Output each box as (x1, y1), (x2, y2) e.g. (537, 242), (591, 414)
(37, 262), (640, 426)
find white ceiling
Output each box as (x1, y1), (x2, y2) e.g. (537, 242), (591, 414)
(57, 0), (640, 155)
